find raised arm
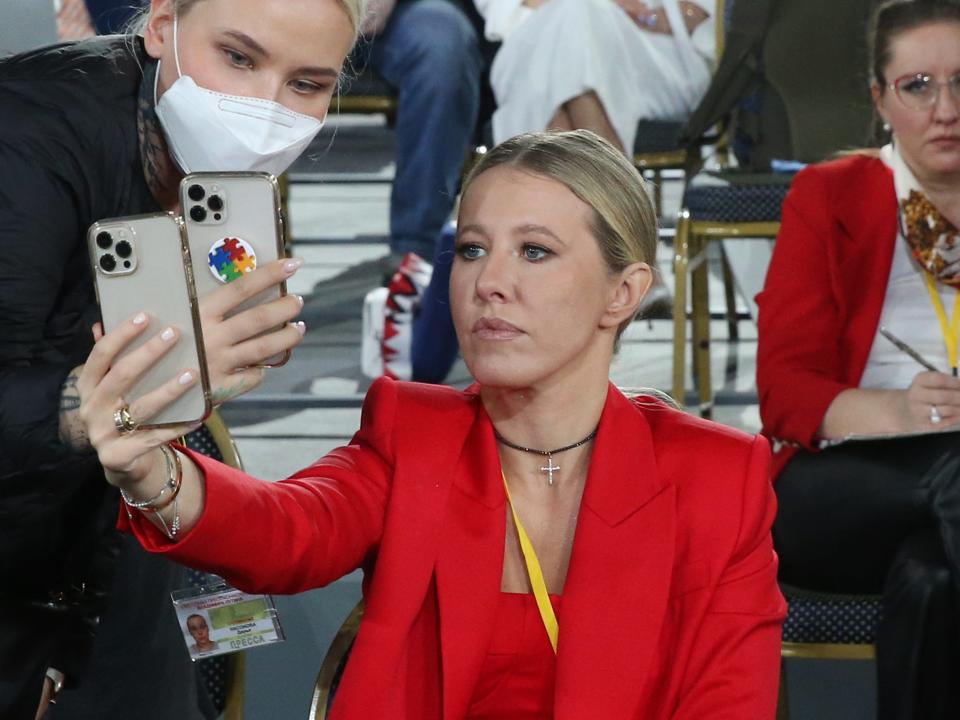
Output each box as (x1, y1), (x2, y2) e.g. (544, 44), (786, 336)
(115, 378), (400, 594)
(77, 258), (307, 538)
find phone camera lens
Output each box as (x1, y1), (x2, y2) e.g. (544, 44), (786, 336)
(99, 254), (117, 272)
(96, 231), (113, 249)
(188, 184), (206, 202)
(190, 205), (208, 222)
(115, 240), (133, 259)
(207, 195), (224, 212)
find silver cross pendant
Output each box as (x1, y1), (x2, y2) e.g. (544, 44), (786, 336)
(540, 455), (560, 486)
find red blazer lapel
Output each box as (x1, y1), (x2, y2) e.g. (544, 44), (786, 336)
(435, 407), (505, 720)
(555, 386), (677, 719)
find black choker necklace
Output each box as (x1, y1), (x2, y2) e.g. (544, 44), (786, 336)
(494, 427), (599, 485)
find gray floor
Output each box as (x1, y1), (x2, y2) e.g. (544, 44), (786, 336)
(224, 115), (875, 719)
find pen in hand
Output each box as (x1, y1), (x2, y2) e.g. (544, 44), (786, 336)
(879, 326), (942, 373)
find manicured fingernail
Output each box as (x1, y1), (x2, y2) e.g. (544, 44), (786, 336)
(178, 371), (195, 385)
(295, 321), (306, 335)
(283, 258), (305, 274)
(133, 312), (147, 325)
(161, 327), (175, 341)
(295, 294), (304, 307)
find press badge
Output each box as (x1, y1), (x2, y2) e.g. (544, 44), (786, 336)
(171, 578), (285, 661)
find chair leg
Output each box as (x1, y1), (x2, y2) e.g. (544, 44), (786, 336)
(776, 657), (790, 720)
(672, 211), (691, 405)
(721, 246), (739, 342)
(690, 233), (712, 418)
(653, 169), (664, 219)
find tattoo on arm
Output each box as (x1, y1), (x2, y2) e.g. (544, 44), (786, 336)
(60, 375), (81, 412)
(59, 368), (90, 452)
(211, 376), (249, 405)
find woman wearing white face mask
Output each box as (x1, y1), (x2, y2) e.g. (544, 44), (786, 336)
(0, 1), (360, 718)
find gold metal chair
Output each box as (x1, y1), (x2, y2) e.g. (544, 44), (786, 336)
(671, 208), (780, 415)
(775, 585), (880, 719)
(308, 601), (365, 720)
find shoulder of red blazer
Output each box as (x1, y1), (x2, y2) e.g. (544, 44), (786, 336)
(787, 153), (895, 226)
(627, 395), (773, 562)
(628, 394), (763, 478)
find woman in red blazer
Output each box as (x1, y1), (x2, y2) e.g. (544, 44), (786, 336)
(757, 2), (960, 717)
(77, 130), (784, 718)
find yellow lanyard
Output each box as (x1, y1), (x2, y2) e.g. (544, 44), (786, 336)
(502, 472), (559, 654)
(922, 274), (960, 375)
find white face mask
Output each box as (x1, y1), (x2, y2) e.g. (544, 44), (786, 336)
(154, 14), (325, 176)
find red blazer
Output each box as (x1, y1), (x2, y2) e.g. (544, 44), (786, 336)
(756, 154), (898, 479)
(123, 378), (785, 719)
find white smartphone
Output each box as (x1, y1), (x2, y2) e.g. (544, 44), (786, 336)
(88, 212), (212, 428)
(179, 172), (290, 367)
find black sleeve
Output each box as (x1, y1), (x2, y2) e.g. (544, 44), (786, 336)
(0, 129), (94, 478)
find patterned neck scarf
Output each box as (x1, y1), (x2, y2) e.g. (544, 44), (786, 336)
(887, 142), (960, 287)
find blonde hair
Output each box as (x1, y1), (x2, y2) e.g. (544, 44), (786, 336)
(132, 0), (366, 44)
(462, 130), (659, 341)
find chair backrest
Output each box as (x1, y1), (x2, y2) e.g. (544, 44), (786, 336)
(763, 0), (879, 162)
(309, 601), (365, 720)
(0, 0), (57, 56)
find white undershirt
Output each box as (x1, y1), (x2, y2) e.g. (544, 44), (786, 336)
(859, 145), (955, 389)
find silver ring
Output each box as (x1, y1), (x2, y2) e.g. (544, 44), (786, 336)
(930, 404), (942, 424)
(113, 405), (138, 434)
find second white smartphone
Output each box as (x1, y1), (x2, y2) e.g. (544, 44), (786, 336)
(180, 172), (290, 367)
(88, 212), (211, 428)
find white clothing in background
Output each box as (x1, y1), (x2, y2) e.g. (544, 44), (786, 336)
(478, 0), (715, 151)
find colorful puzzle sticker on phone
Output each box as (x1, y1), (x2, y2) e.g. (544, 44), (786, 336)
(171, 582), (285, 661)
(208, 237), (257, 284)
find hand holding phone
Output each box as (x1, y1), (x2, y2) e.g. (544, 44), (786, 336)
(180, 172), (291, 366)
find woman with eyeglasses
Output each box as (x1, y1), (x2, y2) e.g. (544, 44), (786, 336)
(757, 1), (960, 717)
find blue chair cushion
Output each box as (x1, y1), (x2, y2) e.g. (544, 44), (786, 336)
(781, 586), (882, 645)
(633, 120), (686, 155)
(684, 171), (793, 223)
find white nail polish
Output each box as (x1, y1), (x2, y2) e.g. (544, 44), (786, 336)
(283, 258), (305, 274)
(296, 321), (306, 335)
(133, 313), (147, 325)
(296, 294), (305, 306)
(161, 327), (175, 341)
(178, 371), (194, 385)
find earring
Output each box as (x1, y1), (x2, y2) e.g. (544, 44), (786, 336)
(883, 122), (892, 132)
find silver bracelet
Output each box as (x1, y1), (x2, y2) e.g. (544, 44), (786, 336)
(154, 492), (181, 541)
(120, 445), (178, 509)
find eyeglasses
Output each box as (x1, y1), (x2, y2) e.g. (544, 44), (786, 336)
(889, 72), (960, 111)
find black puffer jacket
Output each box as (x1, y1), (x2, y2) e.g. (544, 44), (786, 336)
(0, 37), (208, 718)
(0, 36), (157, 592)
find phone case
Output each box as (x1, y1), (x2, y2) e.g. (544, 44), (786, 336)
(88, 212), (212, 428)
(180, 172), (289, 367)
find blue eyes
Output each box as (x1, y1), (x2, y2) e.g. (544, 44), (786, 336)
(454, 243), (552, 262)
(456, 243), (485, 260)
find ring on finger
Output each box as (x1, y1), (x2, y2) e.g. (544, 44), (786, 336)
(113, 404), (139, 434)
(930, 404), (942, 425)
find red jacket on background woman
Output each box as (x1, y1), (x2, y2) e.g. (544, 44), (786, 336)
(757, 154), (898, 479)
